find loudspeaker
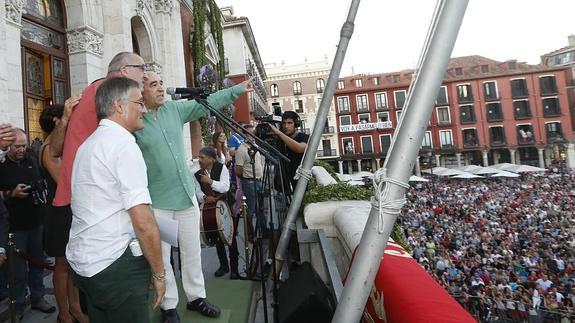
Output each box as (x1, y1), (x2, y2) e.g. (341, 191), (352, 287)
(278, 262), (336, 323)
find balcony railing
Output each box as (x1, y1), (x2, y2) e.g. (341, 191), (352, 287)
(463, 141), (479, 149)
(356, 106), (369, 113)
(547, 132), (565, 144)
(375, 105), (388, 111)
(490, 138), (506, 147)
(317, 149), (337, 157)
(517, 130), (535, 145)
(322, 126), (334, 134)
(437, 120), (452, 126)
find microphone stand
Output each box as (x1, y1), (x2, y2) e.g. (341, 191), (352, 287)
(192, 95), (288, 323)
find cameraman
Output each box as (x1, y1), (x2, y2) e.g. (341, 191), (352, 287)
(267, 111), (309, 194)
(0, 128), (55, 317)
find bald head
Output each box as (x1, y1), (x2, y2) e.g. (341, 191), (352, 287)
(142, 71), (165, 109)
(107, 52), (146, 86)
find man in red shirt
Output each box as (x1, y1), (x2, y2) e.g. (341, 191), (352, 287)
(50, 52), (147, 206)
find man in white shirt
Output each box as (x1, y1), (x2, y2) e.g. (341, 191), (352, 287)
(66, 77), (165, 323)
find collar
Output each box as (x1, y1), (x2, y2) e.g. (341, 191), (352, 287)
(99, 119), (134, 138)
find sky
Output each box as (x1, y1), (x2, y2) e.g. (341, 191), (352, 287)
(217, 0), (575, 77)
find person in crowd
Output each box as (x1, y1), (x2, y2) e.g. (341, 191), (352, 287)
(0, 123), (14, 269)
(39, 102), (87, 323)
(50, 51), (147, 208)
(194, 146), (242, 280)
(137, 71), (252, 322)
(235, 124), (265, 236)
(66, 77), (165, 323)
(211, 131), (230, 165)
(0, 128), (55, 318)
(227, 125), (245, 217)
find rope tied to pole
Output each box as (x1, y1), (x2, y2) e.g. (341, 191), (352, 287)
(294, 166), (312, 181)
(372, 168), (409, 234)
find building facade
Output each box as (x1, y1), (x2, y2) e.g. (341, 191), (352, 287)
(264, 58), (339, 168)
(335, 56), (575, 174)
(221, 6), (267, 124)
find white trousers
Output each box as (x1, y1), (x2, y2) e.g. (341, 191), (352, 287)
(153, 199), (205, 310)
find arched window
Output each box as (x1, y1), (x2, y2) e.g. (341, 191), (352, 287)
(316, 78), (325, 93)
(270, 84), (279, 97)
(293, 81), (302, 95)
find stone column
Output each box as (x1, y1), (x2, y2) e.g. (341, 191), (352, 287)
(455, 153), (462, 167)
(2, 1), (26, 127)
(538, 148), (545, 169)
(357, 159), (362, 172)
(348, 161), (353, 174)
(566, 143), (575, 170)
(545, 147), (553, 167)
(375, 158), (381, 170)
(415, 157), (421, 176)
(509, 149), (516, 164)
(338, 161), (344, 175)
(515, 150), (521, 164)
(435, 154), (441, 167)
(493, 151), (500, 165)
(482, 150), (489, 166)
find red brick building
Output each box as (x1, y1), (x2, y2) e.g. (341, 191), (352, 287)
(334, 56), (574, 174)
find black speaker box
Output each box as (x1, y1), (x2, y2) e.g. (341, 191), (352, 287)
(278, 261), (336, 323)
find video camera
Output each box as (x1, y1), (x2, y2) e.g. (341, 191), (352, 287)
(254, 102), (283, 143)
(26, 179), (48, 206)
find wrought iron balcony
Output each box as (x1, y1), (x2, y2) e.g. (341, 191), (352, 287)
(322, 126), (334, 134)
(317, 149), (337, 157)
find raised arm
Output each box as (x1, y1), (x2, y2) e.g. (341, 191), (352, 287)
(50, 94), (81, 157)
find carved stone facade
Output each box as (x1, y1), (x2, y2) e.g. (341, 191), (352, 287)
(67, 26), (104, 57)
(5, 0), (25, 25)
(154, 0), (174, 15)
(135, 0), (152, 17)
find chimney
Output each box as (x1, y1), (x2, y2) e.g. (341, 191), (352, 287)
(569, 35), (575, 47)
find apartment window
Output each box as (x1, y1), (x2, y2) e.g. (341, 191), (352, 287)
(510, 79), (528, 98)
(455, 67), (463, 76)
(356, 94), (369, 112)
(436, 107), (451, 125)
(396, 111), (402, 124)
(421, 131), (433, 149)
(294, 99), (304, 113)
(542, 97), (561, 116)
(517, 124), (534, 145)
(457, 84), (473, 103)
(508, 62), (516, 70)
(377, 112), (390, 123)
(489, 126), (506, 145)
(546, 122), (564, 143)
(380, 135), (392, 154)
(486, 102), (503, 121)
(435, 86), (448, 105)
(355, 79), (363, 87)
(481, 65), (489, 73)
(337, 96), (350, 113)
(393, 75), (400, 83)
(539, 75), (557, 95)
(394, 90), (406, 109)
(343, 138), (355, 155)
(316, 78), (325, 93)
(270, 84), (279, 97)
(375, 92), (388, 110)
(483, 81), (498, 100)
(459, 105), (476, 123)
(339, 115), (351, 126)
(358, 113), (370, 123)
(439, 130), (453, 148)
(361, 136), (373, 153)
(462, 129), (479, 147)
(513, 100), (531, 119)
(373, 77), (380, 85)
(293, 81), (302, 95)
(337, 80), (345, 89)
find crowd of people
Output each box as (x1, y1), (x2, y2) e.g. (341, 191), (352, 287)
(401, 171), (575, 322)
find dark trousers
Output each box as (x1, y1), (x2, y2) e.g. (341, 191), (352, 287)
(11, 226), (46, 310)
(215, 216), (240, 273)
(72, 247), (151, 323)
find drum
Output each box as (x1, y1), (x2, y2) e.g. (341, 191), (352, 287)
(200, 200), (234, 246)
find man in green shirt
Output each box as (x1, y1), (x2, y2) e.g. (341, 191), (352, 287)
(136, 72), (252, 322)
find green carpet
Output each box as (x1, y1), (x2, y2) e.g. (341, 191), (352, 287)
(150, 278), (254, 323)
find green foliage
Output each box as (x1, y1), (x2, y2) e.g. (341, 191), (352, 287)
(391, 223), (411, 253)
(313, 160), (340, 183)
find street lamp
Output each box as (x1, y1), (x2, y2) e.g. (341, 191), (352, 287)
(421, 148), (436, 202)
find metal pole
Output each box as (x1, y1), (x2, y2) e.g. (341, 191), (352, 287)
(332, 1), (468, 322)
(7, 233), (16, 323)
(275, 0), (362, 270)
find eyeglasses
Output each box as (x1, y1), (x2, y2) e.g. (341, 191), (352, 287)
(125, 100), (146, 108)
(124, 64), (146, 72)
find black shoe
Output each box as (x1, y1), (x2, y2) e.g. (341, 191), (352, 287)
(31, 297), (56, 313)
(186, 298), (221, 318)
(230, 271), (246, 280)
(214, 265), (229, 277)
(160, 308), (181, 323)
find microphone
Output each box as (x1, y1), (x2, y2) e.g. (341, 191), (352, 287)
(166, 87), (210, 96)
(170, 93), (198, 100)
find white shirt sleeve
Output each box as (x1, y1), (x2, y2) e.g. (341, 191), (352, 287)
(211, 164), (229, 194)
(114, 143), (152, 210)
